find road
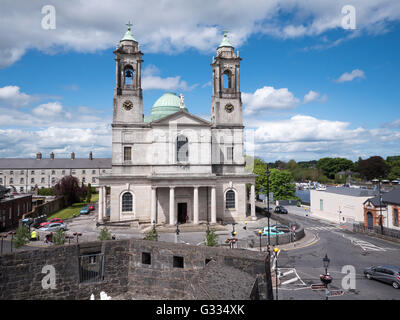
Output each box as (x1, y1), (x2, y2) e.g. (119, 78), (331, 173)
(275, 208), (400, 300)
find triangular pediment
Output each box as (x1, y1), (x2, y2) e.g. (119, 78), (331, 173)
(151, 110), (211, 126)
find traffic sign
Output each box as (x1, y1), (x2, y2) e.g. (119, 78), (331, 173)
(326, 289), (344, 297)
(311, 284), (326, 290)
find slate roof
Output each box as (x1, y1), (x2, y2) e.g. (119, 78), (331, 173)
(0, 158), (112, 169)
(324, 186), (378, 197)
(382, 187), (400, 205)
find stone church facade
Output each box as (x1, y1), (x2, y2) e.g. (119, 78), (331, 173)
(98, 26), (256, 226)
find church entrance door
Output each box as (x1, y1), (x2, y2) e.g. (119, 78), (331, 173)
(178, 203), (188, 224)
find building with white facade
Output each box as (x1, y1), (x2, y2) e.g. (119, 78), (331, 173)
(0, 152), (111, 192)
(97, 26), (256, 226)
(310, 187), (377, 224)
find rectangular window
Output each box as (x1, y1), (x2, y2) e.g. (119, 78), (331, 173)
(52, 170), (56, 175)
(173, 256), (184, 268)
(10, 171), (13, 175)
(82, 170), (86, 174)
(226, 146), (234, 161)
(78, 253), (104, 284)
(142, 252), (151, 265)
(62, 170), (66, 175)
(124, 146), (132, 161)
(9, 178), (13, 184)
(92, 170), (96, 174)
(41, 178), (45, 183)
(20, 178), (24, 184)
(320, 199), (324, 211)
(31, 178), (35, 184)
(41, 170), (45, 175)
(394, 208), (399, 227)
(20, 170), (24, 174)
(71, 170), (76, 175)
(82, 177), (86, 183)
(31, 170), (35, 175)
(92, 177), (96, 183)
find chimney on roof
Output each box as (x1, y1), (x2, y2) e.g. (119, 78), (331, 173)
(89, 152), (93, 160)
(50, 152), (54, 160)
(71, 152), (75, 160)
(36, 152), (42, 160)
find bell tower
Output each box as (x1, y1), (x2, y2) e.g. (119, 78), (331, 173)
(211, 31), (242, 127)
(113, 22), (143, 124)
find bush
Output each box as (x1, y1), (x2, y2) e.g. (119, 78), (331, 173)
(98, 227), (112, 241)
(53, 228), (66, 245)
(144, 227), (158, 241)
(38, 188), (53, 196)
(13, 225), (30, 248)
(205, 228), (219, 246)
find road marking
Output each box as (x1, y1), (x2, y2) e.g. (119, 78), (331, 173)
(342, 234), (387, 252)
(306, 226), (340, 231)
(276, 267), (307, 288)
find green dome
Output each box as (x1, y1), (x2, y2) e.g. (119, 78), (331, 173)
(149, 92), (188, 122)
(218, 31), (233, 48)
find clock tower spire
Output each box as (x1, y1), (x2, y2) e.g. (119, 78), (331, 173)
(113, 22), (143, 124)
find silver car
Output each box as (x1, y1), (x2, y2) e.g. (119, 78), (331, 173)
(40, 222), (67, 232)
(364, 265), (400, 289)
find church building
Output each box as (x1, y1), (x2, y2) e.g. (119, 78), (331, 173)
(98, 25), (257, 226)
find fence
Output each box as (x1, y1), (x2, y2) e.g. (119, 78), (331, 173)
(78, 253), (105, 284)
(353, 223), (400, 241)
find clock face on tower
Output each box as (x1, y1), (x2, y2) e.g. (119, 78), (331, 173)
(225, 103), (234, 113)
(123, 100), (133, 111)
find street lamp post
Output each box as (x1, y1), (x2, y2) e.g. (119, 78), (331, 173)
(266, 165), (271, 253)
(321, 254), (332, 301)
(274, 247), (279, 300)
(372, 179), (384, 235)
(175, 222), (180, 244)
(8, 231), (15, 252)
(258, 230), (262, 252)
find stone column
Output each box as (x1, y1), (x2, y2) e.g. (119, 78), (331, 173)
(251, 184), (257, 220)
(151, 187), (157, 225)
(211, 186), (216, 224)
(98, 186), (103, 222)
(193, 186), (199, 225)
(169, 187), (175, 225)
(102, 186), (107, 219)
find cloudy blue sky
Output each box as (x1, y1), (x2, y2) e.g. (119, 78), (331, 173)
(0, 0), (399, 162)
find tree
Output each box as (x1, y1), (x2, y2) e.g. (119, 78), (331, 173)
(356, 156), (390, 180)
(253, 158), (267, 198)
(205, 228), (219, 246)
(387, 160), (400, 181)
(53, 229), (65, 245)
(52, 176), (86, 206)
(316, 157), (354, 179)
(86, 183), (92, 203)
(144, 227), (158, 241)
(268, 169), (296, 200)
(98, 227), (112, 241)
(13, 225), (30, 249)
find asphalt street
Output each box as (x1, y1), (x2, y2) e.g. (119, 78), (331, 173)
(275, 209), (400, 300)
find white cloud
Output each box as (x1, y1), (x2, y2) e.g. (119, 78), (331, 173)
(303, 90), (327, 103)
(335, 69), (366, 83)
(0, 85), (31, 107)
(243, 86), (300, 115)
(32, 102), (69, 118)
(1, 1), (400, 67)
(142, 65), (197, 91)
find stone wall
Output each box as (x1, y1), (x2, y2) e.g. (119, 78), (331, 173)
(23, 196), (66, 219)
(0, 238), (268, 300)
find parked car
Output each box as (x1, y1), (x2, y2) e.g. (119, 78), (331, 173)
(40, 223), (67, 232)
(32, 215), (47, 228)
(262, 226), (284, 236)
(364, 265), (400, 289)
(80, 207), (90, 215)
(271, 224), (291, 233)
(274, 206), (288, 214)
(22, 218), (33, 228)
(39, 218), (64, 228)
(88, 204), (95, 211)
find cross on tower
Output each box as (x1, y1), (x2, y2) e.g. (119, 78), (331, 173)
(126, 21), (133, 31)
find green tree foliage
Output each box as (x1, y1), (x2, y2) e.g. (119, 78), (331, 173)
(98, 226), (112, 241)
(86, 183), (92, 203)
(205, 228), (219, 246)
(53, 228), (66, 245)
(356, 156), (390, 180)
(13, 225), (30, 248)
(52, 176), (87, 206)
(316, 157), (354, 179)
(253, 158), (267, 198)
(269, 168), (296, 200)
(38, 188), (53, 196)
(144, 227), (158, 241)
(387, 159), (400, 181)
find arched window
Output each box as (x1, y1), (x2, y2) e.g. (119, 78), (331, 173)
(222, 70), (231, 89)
(226, 190), (235, 209)
(124, 65), (134, 85)
(177, 135), (188, 162)
(122, 192), (133, 212)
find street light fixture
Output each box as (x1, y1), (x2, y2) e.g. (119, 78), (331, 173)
(258, 230), (262, 252)
(321, 254), (332, 300)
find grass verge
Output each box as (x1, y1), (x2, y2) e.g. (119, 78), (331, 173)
(47, 193), (99, 220)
